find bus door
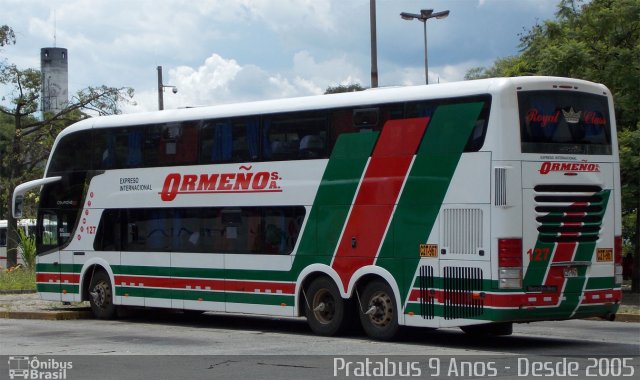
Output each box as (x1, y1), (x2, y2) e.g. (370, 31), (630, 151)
(36, 210), (62, 301)
(57, 211), (79, 303)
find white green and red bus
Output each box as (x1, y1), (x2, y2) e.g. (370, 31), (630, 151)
(13, 76), (622, 340)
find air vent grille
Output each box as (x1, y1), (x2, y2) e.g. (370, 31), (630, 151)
(443, 267), (484, 320)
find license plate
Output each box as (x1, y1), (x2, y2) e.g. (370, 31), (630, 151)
(596, 248), (613, 262)
(419, 244), (438, 257)
(563, 267), (578, 278)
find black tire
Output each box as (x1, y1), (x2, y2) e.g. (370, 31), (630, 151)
(304, 277), (347, 336)
(88, 270), (117, 320)
(358, 280), (399, 341)
(460, 322), (513, 336)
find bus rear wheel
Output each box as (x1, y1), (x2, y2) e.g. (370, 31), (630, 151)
(358, 280), (399, 341)
(88, 271), (116, 320)
(305, 277), (347, 336)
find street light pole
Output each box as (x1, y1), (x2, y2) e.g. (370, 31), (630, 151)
(157, 65), (178, 110)
(370, 0), (378, 88)
(400, 9), (450, 85)
(157, 66), (164, 110)
(422, 20), (428, 85)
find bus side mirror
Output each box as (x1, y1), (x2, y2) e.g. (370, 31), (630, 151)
(13, 195), (24, 219)
(12, 176), (62, 219)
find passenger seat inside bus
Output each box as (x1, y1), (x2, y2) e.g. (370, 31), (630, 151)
(299, 135), (324, 158)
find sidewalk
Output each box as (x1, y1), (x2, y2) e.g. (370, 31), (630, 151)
(1, 291), (638, 322)
(0, 292), (92, 320)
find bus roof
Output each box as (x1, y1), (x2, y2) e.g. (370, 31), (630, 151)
(59, 76), (609, 137)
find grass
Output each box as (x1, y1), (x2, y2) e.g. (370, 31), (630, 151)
(0, 267), (36, 291)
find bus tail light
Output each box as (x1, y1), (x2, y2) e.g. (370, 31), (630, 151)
(614, 236), (623, 286)
(498, 238), (522, 289)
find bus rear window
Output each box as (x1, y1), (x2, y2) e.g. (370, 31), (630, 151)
(518, 91), (612, 155)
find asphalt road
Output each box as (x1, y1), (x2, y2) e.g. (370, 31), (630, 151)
(0, 311), (638, 379)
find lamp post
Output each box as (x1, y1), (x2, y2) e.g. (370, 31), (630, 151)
(400, 9), (450, 85)
(157, 65), (178, 110)
(370, 0), (378, 88)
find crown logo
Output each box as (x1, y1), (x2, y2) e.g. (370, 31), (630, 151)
(562, 107), (581, 124)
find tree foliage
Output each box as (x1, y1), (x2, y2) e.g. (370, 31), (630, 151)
(466, 0), (640, 289)
(0, 24), (134, 267)
(324, 83), (365, 94)
(0, 25), (15, 48)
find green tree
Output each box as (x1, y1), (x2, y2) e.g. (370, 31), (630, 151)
(466, 0), (640, 291)
(0, 25), (16, 50)
(324, 83), (365, 94)
(0, 25), (134, 267)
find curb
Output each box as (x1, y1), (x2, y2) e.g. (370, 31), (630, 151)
(0, 309), (92, 320)
(614, 313), (640, 323)
(0, 290), (37, 295)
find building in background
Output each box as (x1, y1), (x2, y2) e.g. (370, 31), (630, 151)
(40, 47), (68, 115)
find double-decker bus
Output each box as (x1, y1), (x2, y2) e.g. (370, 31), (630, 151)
(13, 76), (622, 340)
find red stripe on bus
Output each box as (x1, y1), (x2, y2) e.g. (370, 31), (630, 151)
(542, 241), (577, 295)
(331, 117), (429, 291)
(36, 273), (80, 284)
(407, 289), (560, 308)
(581, 289), (621, 304)
(114, 275), (295, 294)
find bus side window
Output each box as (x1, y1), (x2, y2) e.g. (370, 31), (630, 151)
(38, 211), (59, 248)
(200, 120), (232, 163)
(48, 131), (93, 174)
(158, 122), (198, 165)
(0, 227), (6, 247)
(266, 112), (328, 161)
(94, 210), (121, 251)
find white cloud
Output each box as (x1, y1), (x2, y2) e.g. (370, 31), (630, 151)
(124, 49), (368, 112)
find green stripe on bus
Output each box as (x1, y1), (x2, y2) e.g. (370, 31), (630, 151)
(36, 263), (82, 273)
(375, 102), (485, 303)
(585, 276), (615, 289)
(291, 131), (378, 272)
(116, 286), (291, 306)
(226, 292), (294, 306)
(36, 283), (79, 294)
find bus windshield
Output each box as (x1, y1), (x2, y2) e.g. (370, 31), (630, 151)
(518, 90), (612, 155)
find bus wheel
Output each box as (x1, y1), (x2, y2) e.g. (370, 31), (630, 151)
(88, 271), (116, 320)
(358, 280), (398, 341)
(461, 322), (512, 336)
(305, 277), (346, 336)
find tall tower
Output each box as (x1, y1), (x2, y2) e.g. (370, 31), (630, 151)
(40, 47), (68, 115)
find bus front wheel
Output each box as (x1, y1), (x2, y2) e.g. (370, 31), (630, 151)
(88, 271), (116, 320)
(358, 280), (399, 341)
(305, 277), (346, 336)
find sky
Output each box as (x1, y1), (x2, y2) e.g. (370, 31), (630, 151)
(1, 0), (560, 113)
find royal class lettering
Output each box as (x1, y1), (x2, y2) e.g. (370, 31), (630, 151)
(528, 108), (606, 127)
(539, 161), (600, 175)
(160, 169), (282, 201)
(527, 109), (560, 128)
(584, 111), (607, 125)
